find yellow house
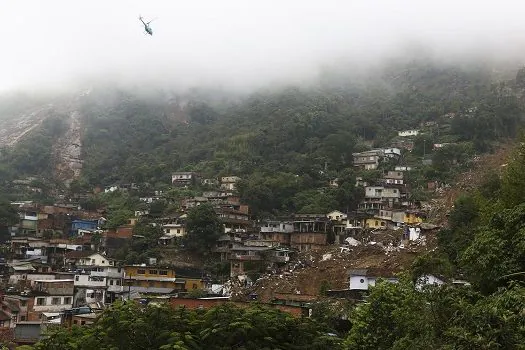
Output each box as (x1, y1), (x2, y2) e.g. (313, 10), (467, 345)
(365, 218), (387, 229)
(123, 265), (204, 294)
(404, 211), (424, 225)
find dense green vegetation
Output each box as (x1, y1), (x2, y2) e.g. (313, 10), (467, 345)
(0, 61), (524, 216)
(184, 204), (224, 255)
(67, 61), (522, 216)
(29, 302), (341, 350)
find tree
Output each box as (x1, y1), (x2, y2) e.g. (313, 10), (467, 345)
(0, 200), (17, 243)
(30, 302), (342, 350)
(184, 204), (224, 255)
(104, 209), (133, 229)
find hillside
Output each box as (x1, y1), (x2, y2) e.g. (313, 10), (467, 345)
(230, 142), (514, 302)
(0, 60), (524, 213)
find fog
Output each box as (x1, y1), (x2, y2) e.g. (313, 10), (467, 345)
(2, 0), (525, 93)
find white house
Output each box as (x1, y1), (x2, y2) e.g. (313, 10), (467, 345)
(162, 223), (186, 237)
(220, 176), (241, 191)
(382, 148), (401, 158)
(416, 274), (445, 290)
(77, 253), (115, 267)
(348, 269), (399, 290)
(327, 210), (347, 222)
(398, 130), (420, 137)
(364, 186), (400, 200)
(74, 265), (124, 306)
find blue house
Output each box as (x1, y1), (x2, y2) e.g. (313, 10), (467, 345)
(70, 220), (98, 236)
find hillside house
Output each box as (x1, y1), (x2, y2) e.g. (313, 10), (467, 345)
(171, 172), (199, 187)
(259, 221), (294, 246)
(29, 280), (74, 321)
(161, 223), (185, 237)
(2, 295), (31, 326)
(217, 207), (252, 233)
(123, 265), (204, 295)
(290, 215), (330, 252)
(365, 218), (388, 229)
(364, 186), (401, 203)
(383, 171), (404, 185)
(395, 166), (412, 171)
(344, 212), (367, 230)
(398, 129), (419, 137)
(69, 220), (98, 236)
(352, 150), (382, 170)
(202, 178), (219, 187)
(327, 210), (347, 222)
(159, 223), (186, 245)
(404, 210), (425, 224)
(220, 176), (241, 191)
(75, 253), (115, 268)
(349, 269), (398, 290)
(213, 234), (244, 261)
(73, 264), (124, 307)
(382, 148), (401, 159)
(230, 247), (292, 276)
(329, 178), (339, 187)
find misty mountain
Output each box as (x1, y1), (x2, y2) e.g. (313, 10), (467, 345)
(0, 59), (523, 213)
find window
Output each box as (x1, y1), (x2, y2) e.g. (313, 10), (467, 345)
(36, 298), (46, 306)
(20, 316), (26, 321)
(51, 297), (60, 305)
(360, 279), (365, 283)
(12, 315), (17, 323)
(75, 276), (79, 281)
(116, 280), (121, 286)
(110, 280), (114, 285)
(102, 260), (105, 264)
(159, 270), (168, 276)
(81, 321), (86, 325)
(64, 297), (72, 305)
(0, 321), (4, 327)
(192, 284), (198, 289)
(20, 301), (26, 307)
(137, 269), (145, 275)
(149, 270), (158, 275)
(73, 320), (78, 325)
(91, 259), (95, 264)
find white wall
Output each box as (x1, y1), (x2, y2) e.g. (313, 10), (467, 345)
(33, 296), (73, 313)
(349, 275), (370, 290)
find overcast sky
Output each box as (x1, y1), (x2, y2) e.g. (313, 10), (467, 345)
(1, 0), (525, 93)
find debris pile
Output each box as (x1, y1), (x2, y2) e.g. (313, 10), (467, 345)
(231, 234), (434, 302)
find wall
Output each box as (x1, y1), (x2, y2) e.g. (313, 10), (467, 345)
(29, 296), (73, 321)
(169, 298), (306, 317)
(365, 218), (386, 229)
(349, 275), (370, 290)
(78, 254), (114, 267)
(124, 266), (176, 278)
(290, 233), (327, 252)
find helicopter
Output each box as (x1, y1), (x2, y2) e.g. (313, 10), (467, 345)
(139, 16), (154, 36)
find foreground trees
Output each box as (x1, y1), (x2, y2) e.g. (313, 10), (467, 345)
(30, 302), (341, 350)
